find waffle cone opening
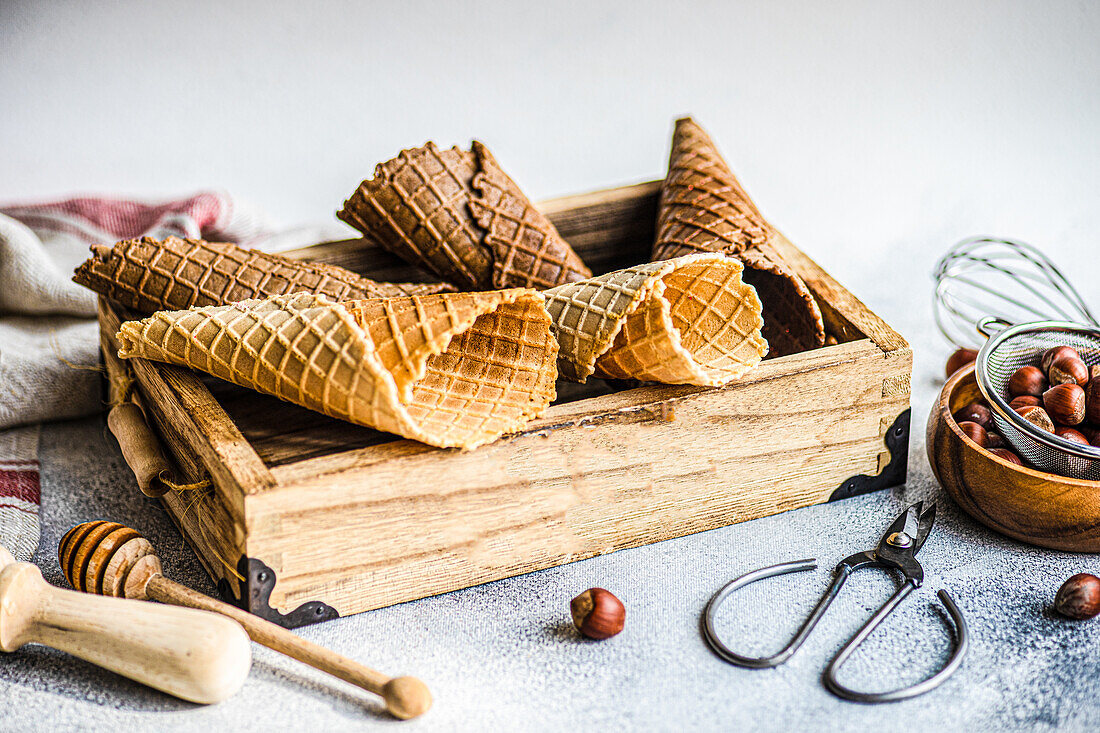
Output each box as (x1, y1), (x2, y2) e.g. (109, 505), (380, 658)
(544, 254), (766, 386)
(117, 290), (558, 449)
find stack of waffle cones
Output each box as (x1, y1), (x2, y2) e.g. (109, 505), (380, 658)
(73, 236), (451, 315)
(543, 253), (766, 386)
(652, 117), (824, 357)
(115, 290), (558, 449)
(339, 141), (591, 291)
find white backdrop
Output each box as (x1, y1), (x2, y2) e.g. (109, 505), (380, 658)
(3, 0), (1099, 347)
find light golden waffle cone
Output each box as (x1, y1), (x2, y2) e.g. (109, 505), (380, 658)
(115, 290), (558, 449)
(652, 117), (825, 356)
(338, 141), (591, 290)
(542, 253), (767, 386)
(73, 236), (451, 315)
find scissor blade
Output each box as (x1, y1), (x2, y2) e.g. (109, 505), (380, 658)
(880, 502), (922, 548)
(913, 503), (937, 554)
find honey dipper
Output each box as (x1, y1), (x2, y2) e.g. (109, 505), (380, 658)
(0, 543), (250, 704)
(60, 521), (431, 720)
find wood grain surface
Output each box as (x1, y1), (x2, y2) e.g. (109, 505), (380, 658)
(98, 180), (912, 617)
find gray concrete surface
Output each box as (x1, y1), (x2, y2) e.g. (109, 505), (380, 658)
(3, 290), (1100, 731)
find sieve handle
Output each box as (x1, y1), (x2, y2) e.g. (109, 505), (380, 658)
(976, 317), (1013, 339)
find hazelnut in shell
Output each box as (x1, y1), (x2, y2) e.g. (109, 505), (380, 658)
(990, 448), (1024, 466)
(1080, 426), (1100, 447)
(1043, 383), (1086, 426)
(952, 403), (991, 429)
(1015, 405), (1055, 433)
(1049, 356), (1089, 387)
(956, 421), (988, 448)
(1054, 573), (1100, 620)
(1055, 427), (1090, 445)
(1009, 395), (1041, 410)
(1087, 366), (1100, 426)
(945, 348), (978, 378)
(570, 588), (625, 640)
(1042, 345), (1080, 373)
(986, 431), (1006, 449)
(1008, 366), (1046, 398)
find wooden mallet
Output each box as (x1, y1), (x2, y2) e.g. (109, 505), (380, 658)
(1, 543), (251, 704)
(60, 521), (431, 720)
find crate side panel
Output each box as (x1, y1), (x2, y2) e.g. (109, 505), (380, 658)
(246, 342), (909, 615)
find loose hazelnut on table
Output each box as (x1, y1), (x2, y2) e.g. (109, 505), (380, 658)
(1015, 405), (1055, 433)
(945, 348), (978, 378)
(1042, 345), (1080, 373)
(570, 588), (625, 640)
(1049, 356), (1089, 387)
(956, 421), (988, 448)
(952, 403), (991, 429)
(1054, 573), (1100, 620)
(1008, 366), (1047, 398)
(1043, 383), (1086, 426)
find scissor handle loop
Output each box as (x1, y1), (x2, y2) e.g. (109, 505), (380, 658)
(703, 559), (852, 669)
(823, 588), (969, 703)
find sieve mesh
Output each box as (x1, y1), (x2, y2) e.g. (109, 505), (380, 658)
(976, 319), (1100, 480)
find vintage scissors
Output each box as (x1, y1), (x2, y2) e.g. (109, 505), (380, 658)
(702, 502), (968, 703)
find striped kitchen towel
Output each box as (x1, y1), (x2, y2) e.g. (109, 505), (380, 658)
(0, 191), (342, 561)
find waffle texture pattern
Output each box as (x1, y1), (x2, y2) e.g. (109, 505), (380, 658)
(338, 141), (591, 291)
(652, 117), (824, 356)
(115, 290), (558, 449)
(73, 236), (451, 315)
(542, 253), (767, 385)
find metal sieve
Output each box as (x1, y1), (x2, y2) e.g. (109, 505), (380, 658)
(975, 317), (1100, 480)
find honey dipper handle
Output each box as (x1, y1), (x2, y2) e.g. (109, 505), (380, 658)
(0, 563), (251, 704)
(146, 576), (431, 719)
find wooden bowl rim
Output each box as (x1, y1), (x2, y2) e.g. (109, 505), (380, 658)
(939, 363), (1100, 488)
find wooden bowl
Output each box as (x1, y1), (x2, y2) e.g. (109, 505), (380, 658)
(927, 363), (1100, 552)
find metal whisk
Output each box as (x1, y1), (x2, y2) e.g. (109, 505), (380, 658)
(933, 236), (1099, 349)
(933, 237), (1100, 479)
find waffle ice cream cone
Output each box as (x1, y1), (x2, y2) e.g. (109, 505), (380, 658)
(115, 290), (558, 449)
(542, 253), (767, 386)
(652, 117), (825, 356)
(73, 236), (451, 315)
(339, 141), (591, 291)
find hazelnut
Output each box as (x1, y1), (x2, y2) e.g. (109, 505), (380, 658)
(1042, 345), (1080, 373)
(1009, 395), (1041, 410)
(1008, 366), (1046, 398)
(990, 447), (1024, 466)
(956, 420), (988, 448)
(570, 588), (625, 640)
(1086, 366), (1100, 425)
(1049, 356), (1089, 387)
(1015, 405), (1055, 433)
(986, 431), (1006, 449)
(1043, 383), (1086, 426)
(1055, 427), (1090, 445)
(952, 402), (991, 429)
(945, 348), (978, 378)
(1080, 426), (1100, 447)
(1054, 573), (1100, 620)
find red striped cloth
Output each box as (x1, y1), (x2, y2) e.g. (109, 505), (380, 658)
(0, 191), (272, 562)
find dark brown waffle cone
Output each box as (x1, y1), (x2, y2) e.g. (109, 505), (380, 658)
(339, 141), (591, 291)
(652, 117), (825, 356)
(72, 236), (451, 314)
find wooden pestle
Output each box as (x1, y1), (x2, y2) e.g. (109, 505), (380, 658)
(0, 543), (251, 704)
(60, 521), (431, 720)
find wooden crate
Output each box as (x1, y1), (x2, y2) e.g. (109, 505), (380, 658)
(97, 181), (912, 628)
